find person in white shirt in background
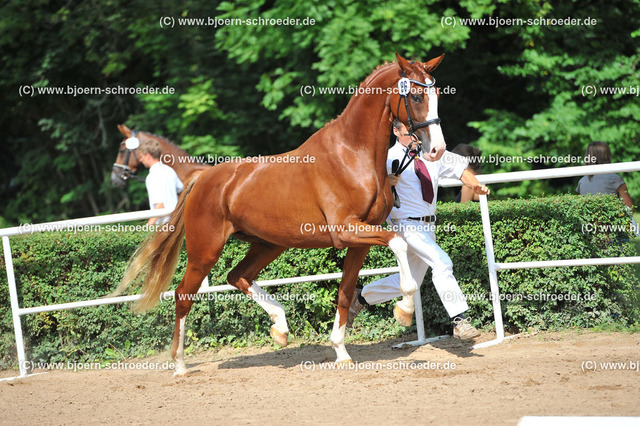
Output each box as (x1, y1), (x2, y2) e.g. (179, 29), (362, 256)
(576, 141), (638, 236)
(348, 119), (490, 340)
(138, 139), (184, 226)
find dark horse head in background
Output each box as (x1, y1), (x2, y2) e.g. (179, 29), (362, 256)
(111, 124), (144, 188)
(111, 124), (209, 188)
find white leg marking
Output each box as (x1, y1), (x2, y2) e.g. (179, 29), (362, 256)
(173, 317), (188, 376)
(388, 236), (416, 314)
(330, 311), (351, 363)
(249, 283), (288, 333)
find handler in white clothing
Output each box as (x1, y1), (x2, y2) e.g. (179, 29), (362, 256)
(138, 139), (183, 225)
(348, 120), (490, 340)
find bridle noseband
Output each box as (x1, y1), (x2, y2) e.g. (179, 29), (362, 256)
(396, 73), (440, 141)
(393, 73), (440, 176)
(112, 131), (145, 183)
(391, 71), (441, 208)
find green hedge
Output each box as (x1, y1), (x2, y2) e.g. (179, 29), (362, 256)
(1, 194), (638, 367)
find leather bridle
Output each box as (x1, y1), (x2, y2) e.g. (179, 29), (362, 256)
(112, 131), (145, 183)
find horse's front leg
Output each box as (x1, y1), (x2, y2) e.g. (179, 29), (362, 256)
(327, 221), (417, 360)
(330, 246), (370, 363)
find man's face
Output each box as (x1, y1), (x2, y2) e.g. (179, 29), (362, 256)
(139, 151), (155, 168)
(393, 123), (415, 148)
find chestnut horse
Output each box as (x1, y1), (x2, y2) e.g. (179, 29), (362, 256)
(113, 53), (446, 376)
(111, 124), (209, 188)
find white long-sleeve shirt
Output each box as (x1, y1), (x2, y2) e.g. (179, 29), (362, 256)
(387, 142), (468, 219)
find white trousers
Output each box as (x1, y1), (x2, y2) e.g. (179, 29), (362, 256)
(362, 219), (469, 318)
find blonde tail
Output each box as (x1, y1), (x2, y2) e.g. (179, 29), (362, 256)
(111, 179), (196, 312)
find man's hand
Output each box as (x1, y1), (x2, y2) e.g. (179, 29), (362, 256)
(471, 183), (490, 195)
(460, 169), (490, 196)
(147, 202), (165, 225)
(388, 174), (400, 186)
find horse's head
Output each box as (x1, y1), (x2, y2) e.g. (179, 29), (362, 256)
(111, 124), (143, 188)
(391, 53), (446, 162)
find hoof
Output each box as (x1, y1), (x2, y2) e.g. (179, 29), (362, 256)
(270, 325), (289, 347)
(172, 369), (188, 378)
(335, 358), (353, 365)
(394, 303), (413, 327)
(172, 358), (188, 377)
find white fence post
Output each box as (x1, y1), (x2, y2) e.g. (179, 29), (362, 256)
(472, 195), (506, 349)
(3, 236), (27, 377)
(413, 286), (426, 341)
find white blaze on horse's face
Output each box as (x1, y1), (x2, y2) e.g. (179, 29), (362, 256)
(422, 83), (445, 162)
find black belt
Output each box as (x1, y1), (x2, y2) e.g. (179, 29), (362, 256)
(406, 215), (436, 223)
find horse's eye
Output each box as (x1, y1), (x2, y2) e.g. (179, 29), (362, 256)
(119, 148), (125, 154)
(411, 94), (421, 102)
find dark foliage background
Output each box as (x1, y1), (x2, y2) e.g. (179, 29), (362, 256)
(2, 0), (639, 224)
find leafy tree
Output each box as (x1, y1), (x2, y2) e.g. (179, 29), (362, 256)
(465, 1), (640, 198)
(2, 0), (639, 225)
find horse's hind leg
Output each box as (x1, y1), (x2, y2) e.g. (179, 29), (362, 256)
(171, 210), (231, 376)
(227, 241), (288, 346)
(331, 246), (370, 363)
(171, 245), (223, 377)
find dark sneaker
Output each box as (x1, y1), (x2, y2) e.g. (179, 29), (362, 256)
(346, 288), (365, 328)
(452, 317), (480, 340)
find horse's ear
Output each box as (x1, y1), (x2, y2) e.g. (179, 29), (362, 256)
(423, 54), (445, 73)
(395, 52), (414, 76)
(117, 124), (132, 137)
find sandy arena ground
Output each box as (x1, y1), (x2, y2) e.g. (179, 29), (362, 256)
(1, 330), (639, 425)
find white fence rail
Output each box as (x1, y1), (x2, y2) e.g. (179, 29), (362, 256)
(2, 161), (640, 378)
